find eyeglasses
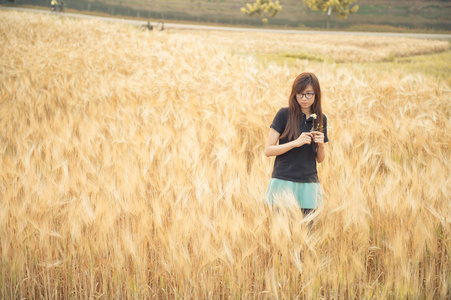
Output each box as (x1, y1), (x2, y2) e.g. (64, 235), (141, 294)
(296, 92), (315, 100)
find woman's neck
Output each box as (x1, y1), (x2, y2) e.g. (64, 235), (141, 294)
(301, 108), (312, 116)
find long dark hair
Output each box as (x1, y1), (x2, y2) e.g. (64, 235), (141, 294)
(280, 72), (323, 141)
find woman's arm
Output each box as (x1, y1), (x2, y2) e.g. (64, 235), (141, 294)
(264, 128), (313, 157)
(312, 131), (326, 163)
(316, 144), (326, 163)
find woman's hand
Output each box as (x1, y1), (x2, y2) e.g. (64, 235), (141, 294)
(294, 132), (313, 147)
(311, 131), (325, 148)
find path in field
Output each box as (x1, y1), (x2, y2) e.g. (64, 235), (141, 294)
(1, 6), (451, 40)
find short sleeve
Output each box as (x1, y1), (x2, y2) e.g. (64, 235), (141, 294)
(270, 108), (288, 134)
(323, 114), (329, 143)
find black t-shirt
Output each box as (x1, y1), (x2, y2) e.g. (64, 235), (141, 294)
(270, 107), (329, 183)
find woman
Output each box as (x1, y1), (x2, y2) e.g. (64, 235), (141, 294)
(265, 72), (329, 216)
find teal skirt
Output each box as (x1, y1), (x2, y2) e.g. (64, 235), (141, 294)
(265, 178), (323, 209)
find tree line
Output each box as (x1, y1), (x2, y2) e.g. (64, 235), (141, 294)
(241, 0), (359, 28)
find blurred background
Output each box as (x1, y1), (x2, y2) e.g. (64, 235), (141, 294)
(4, 0), (451, 31)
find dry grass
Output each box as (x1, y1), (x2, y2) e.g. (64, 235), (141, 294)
(1, 11), (450, 299)
(177, 30), (450, 63)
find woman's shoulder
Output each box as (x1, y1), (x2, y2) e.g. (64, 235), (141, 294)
(272, 107), (288, 116)
(277, 107), (289, 115)
(275, 107), (289, 119)
(271, 107), (289, 126)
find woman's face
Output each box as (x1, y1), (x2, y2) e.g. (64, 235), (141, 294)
(295, 84), (315, 111)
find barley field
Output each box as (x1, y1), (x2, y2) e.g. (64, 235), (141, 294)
(1, 11), (450, 299)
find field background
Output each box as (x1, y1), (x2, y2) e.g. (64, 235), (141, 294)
(10, 0), (451, 30)
(1, 10), (450, 299)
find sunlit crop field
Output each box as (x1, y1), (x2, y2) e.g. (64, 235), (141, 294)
(1, 11), (450, 299)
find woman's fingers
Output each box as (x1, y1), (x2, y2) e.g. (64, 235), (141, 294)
(311, 131), (324, 144)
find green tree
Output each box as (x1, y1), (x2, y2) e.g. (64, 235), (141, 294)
(241, 0), (282, 25)
(303, 0), (359, 29)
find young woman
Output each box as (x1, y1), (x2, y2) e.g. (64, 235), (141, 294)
(264, 72), (328, 215)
